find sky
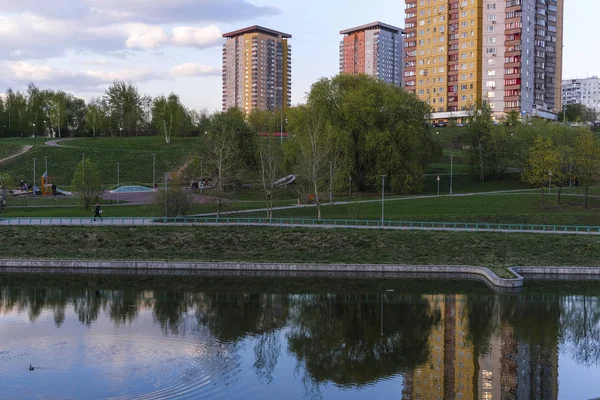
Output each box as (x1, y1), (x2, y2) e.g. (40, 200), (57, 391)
(0, 0), (593, 112)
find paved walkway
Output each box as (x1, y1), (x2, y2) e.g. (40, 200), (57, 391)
(0, 145), (32, 165)
(45, 138), (81, 148)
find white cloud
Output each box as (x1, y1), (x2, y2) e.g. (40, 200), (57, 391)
(1, 0), (279, 25)
(170, 63), (221, 77)
(3, 61), (160, 90)
(86, 67), (158, 82)
(123, 24), (168, 49)
(9, 62), (57, 82)
(171, 25), (222, 48)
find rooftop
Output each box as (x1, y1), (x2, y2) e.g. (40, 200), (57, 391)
(223, 25), (292, 39)
(340, 21), (404, 35)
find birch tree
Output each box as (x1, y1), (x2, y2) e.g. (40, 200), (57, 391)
(203, 110), (255, 218)
(287, 106), (333, 220)
(257, 136), (283, 219)
(152, 94), (186, 144)
(85, 98), (104, 137)
(49, 91), (67, 138)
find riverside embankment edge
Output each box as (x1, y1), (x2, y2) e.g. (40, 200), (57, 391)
(3, 259), (599, 292)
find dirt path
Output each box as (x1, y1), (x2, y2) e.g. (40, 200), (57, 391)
(0, 145), (33, 165)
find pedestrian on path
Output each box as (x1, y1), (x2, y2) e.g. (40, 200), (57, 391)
(94, 203), (102, 221)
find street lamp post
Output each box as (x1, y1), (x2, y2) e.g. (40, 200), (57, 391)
(437, 175), (441, 196)
(152, 153), (156, 189)
(329, 161), (333, 205)
(200, 157), (204, 195)
(82, 153), (86, 187)
(119, 127), (123, 150)
(33, 158), (37, 198)
(450, 155), (454, 195)
(381, 175), (386, 222)
(348, 175), (352, 199)
(164, 173), (169, 219)
(32, 123), (36, 147)
(116, 163), (120, 204)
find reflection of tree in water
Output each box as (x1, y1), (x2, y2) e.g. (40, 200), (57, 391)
(561, 295), (600, 367)
(152, 291), (192, 335)
(195, 293), (288, 383)
(287, 294), (440, 390)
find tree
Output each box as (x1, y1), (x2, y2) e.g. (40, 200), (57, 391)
(299, 74), (435, 193)
(71, 158), (101, 210)
(152, 94), (187, 144)
(85, 98), (104, 137)
(466, 100), (494, 181)
(522, 136), (561, 209)
(505, 109), (521, 127)
(105, 80), (143, 135)
(559, 104), (599, 124)
(574, 130), (600, 208)
(286, 105), (334, 219)
(257, 136), (283, 219)
(203, 109), (256, 218)
(49, 91), (67, 138)
(154, 175), (192, 217)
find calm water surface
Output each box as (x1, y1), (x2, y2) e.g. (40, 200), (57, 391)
(1, 275), (600, 399)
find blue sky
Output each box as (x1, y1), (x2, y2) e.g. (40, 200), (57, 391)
(0, 0), (592, 112)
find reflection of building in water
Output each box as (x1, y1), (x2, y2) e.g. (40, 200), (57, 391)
(402, 295), (559, 400)
(402, 294), (474, 400)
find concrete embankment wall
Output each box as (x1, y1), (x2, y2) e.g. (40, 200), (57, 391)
(0, 259), (524, 292)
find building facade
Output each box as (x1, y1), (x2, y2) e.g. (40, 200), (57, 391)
(562, 77), (600, 114)
(404, 0), (564, 121)
(222, 26), (292, 114)
(339, 22), (404, 86)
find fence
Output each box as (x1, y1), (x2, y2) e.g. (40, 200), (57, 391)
(1, 216), (600, 234)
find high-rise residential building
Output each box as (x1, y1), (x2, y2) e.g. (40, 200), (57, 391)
(222, 26), (292, 114)
(563, 77), (600, 115)
(339, 22), (404, 86)
(404, 0), (564, 121)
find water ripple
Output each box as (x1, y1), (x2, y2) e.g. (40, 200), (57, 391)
(0, 334), (242, 399)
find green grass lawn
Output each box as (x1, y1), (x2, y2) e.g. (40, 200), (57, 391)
(1, 226), (598, 270)
(0, 143), (28, 161)
(0, 137), (203, 187)
(241, 191), (600, 226)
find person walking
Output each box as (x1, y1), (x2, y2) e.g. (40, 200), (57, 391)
(93, 203), (102, 221)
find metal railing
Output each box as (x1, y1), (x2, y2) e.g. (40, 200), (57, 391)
(1, 216), (600, 234)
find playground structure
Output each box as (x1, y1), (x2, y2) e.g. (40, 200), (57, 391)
(41, 172), (53, 196)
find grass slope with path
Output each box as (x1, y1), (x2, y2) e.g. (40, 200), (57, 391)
(0, 137), (202, 187)
(0, 226), (598, 273)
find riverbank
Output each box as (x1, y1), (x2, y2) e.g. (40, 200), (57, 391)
(1, 226), (598, 276)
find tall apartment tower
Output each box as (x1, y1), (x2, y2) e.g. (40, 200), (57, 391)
(339, 22), (404, 86)
(404, 0), (564, 120)
(222, 26), (292, 114)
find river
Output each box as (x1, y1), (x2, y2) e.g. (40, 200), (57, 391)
(0, 274), (599, 399)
